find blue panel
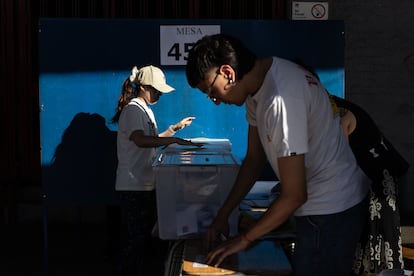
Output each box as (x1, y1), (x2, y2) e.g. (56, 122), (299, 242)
(39, 19), (344, 204)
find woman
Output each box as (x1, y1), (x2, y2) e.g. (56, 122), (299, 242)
(331, 94), (409, 275)
(112, 65), (201, 276)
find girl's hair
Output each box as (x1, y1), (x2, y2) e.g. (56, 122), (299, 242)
(111, 77), (137, 123)
(185, 33), (257, 88)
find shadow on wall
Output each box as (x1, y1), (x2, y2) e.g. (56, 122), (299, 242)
(42, 112), (119, 205)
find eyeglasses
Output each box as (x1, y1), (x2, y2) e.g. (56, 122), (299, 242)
(205, 69), (220, 100)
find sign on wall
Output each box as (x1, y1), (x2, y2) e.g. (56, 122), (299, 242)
(292, 1), (329, 20)
(160, 25), (220, 65)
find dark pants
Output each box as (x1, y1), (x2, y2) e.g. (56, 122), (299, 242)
(293, 196), (369, 276)
(117, 191), (168, 276)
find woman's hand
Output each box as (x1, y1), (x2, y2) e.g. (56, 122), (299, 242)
(174, 116), (196, 130)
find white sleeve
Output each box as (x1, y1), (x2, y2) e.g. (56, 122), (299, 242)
(263, 96), (308, 157)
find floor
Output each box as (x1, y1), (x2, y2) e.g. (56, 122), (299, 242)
(1, 201), (413, 276)
(0, 221), (118, 276)
(0, 201), (293, 276)
(0, 202), (182, 276)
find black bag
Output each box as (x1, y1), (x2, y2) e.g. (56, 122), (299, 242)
(357, 135), (410, 182)
(330, 94), (410, 181)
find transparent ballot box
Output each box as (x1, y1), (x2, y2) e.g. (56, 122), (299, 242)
(153, 139), (240, 240)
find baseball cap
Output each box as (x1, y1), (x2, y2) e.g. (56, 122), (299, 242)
(129, 65), (175, 93)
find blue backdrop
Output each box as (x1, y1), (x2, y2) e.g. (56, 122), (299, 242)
(39, 19), (344, 204)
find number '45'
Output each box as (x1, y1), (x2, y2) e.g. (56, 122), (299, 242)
(167, 43), (194, 61)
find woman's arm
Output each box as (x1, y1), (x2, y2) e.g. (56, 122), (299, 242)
(340, 108), (357, 140)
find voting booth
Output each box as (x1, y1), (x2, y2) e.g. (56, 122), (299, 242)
(39, 18), (344, 275)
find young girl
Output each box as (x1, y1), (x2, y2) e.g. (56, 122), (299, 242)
(112, 65), (200, 276)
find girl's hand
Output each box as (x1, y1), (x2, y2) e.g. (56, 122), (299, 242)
(177, 138), (203, 147)
(175, 117), (196, 130)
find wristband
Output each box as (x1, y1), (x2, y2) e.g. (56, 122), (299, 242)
(168, 125), (176, 135)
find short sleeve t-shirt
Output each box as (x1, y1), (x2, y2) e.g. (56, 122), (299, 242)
(245, 57), (370, 216)
(115, 99), (158, 191)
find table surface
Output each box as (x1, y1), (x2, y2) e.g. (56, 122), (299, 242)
(181, 239), (292, 276)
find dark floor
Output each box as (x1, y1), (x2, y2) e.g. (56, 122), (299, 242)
(1, 201), (412, 276)
(0, 221), (119, 276)
(0, 202), (178, 276)
(0, 210), (295, 276)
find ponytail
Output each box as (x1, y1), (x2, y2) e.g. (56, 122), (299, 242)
(111, 78), (137, 123)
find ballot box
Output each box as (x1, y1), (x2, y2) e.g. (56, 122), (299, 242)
(165, 239), (292, 276)
(153, 138), (240, 240)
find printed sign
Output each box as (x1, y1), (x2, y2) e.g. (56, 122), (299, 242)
(292, 2), (328, 20)
(160, 25), (221, 65)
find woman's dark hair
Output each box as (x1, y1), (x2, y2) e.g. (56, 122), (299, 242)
(292, 58), (320, 81)
(111, 77), (137, 123)
(185, 34), (257, 88)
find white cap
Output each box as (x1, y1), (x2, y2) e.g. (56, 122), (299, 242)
(129, 65), (175, 93)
